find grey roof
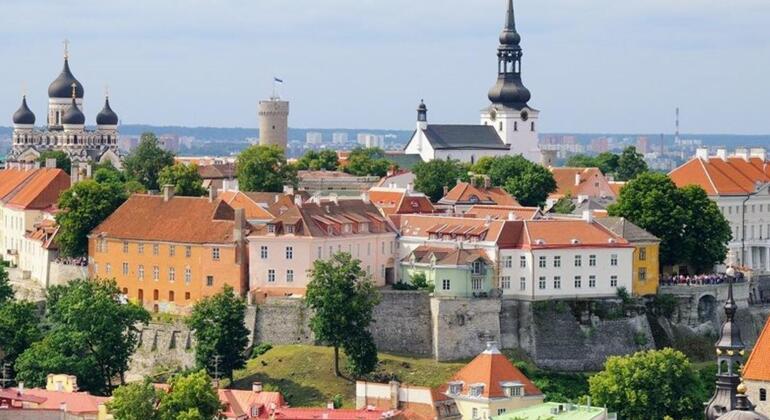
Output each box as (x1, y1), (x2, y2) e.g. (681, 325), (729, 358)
(422, 125), (508, 150)
(571, 197), (614, 213)
(594, 216), (659, 243)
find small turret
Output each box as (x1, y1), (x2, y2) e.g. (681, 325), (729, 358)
(417, 100), (428, 130)
(13, 96), (36, 126)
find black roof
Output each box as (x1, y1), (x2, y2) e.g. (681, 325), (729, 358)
(13, 96), (35, 125)
(96, 97), (119, 125)
(48, 58), (84, 99)
(61, 98), (85, 125)
(422, 125), (508, 150)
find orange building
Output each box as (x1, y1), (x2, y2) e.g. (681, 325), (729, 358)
(88, 186), (249, 313)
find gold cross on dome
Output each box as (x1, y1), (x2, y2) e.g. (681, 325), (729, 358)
(71, 82), (77, 99)
(63, 39), (70, 59)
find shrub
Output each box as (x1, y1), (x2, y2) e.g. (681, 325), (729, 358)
(655, 294), (678, 319)
(332, 394), (344, 409)
(392, 282), (418, 291)
(252, 343), (273, 358)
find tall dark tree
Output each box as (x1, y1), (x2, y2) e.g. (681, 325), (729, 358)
(679, 185), (732, 273)
(123, 132), (175, 191)
(186, 285), (249, 382)
(0, 301), (42, 370)
(616, 146), (648, 181)
(236, 144), (297, 192)
(413, 159), (464, 202)
(344, 148), (390, 177)
(37, 150), (72, 174)
(474, 155), (556, 207)
(158, 163), (207, 197)
(0, 264), (12, 304)
(305, 253), (380, 377)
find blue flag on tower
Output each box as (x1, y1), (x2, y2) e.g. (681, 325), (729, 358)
(274, 77), (284, 84)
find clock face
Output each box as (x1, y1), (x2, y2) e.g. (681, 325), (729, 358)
(489, 109), (497, 121)
(520, 110), (529, 121)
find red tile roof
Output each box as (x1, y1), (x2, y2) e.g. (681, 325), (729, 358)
(1, 168), (70, 210)
(669, 156), (770, 196)
(550, 167), (616, 199)
(522, 219), (629, 249)
(439, 183), (519, 206)
(218, 389), (285, 419)
(465, 205), (542, 221)
(90, 194), (245, 243)
(17, 388), (108, 414)
(219, 191), (276, 220)
(0, 168), (38, 200)
(266, 407), (398, 419)
(442, 345), (541, 399)
(743, 316), (770, 381)
(369, 188), (436, 216)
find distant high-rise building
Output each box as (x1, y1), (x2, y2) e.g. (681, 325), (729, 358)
(258, 96), (289, 150)
(357, 133), (384, 149)
(306, 132), (323, 145)
(590, 137), (609, 154)
(332, 132), (348, 144)
(636, 136), (649, 154)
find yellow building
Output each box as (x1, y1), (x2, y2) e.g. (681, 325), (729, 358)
(596, 217), (661, 296)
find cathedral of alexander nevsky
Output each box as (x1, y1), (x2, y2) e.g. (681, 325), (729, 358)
(8, 43), (122, 169)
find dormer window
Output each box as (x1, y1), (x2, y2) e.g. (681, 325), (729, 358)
(267, 224), (276, 234)
(286, 224), (295, 234)
(448, 381), (463, 395)
(327, 225), (334, 235)
(344, 223), (352, 233)
(471, 261), (483, 275)
(501, 382), (523, 397)
(359, 222), (369, 233)
(469, 384), (484, 397)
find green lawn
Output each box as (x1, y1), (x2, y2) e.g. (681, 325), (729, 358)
(230, 345), (465, 408)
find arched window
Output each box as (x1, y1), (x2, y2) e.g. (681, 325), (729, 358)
(760, 388), (766, 401)
(531, 122), (535, 132)
(514, 122), (518, 131)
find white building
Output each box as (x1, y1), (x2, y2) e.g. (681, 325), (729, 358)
(404, 0), (541, 163)
(332, 132), (349, 144)
(306, 132), (323, 145)
(357, 133), (384, 149)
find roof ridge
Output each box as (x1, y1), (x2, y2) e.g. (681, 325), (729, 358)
(697, 158), (722, 195)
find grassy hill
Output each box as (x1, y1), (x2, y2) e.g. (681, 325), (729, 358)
(230, 345), (465, 408)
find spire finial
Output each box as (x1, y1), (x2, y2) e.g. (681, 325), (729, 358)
(63, 38), (70, 60)
(506, 0), (516, 31)
(21, 81), (27, 98)
(105, 84), (110, 99)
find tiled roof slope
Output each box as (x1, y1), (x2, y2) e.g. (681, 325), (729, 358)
(465, 205), (541, 220)
(439, 182), (519, 206)
(5, 168), (70, 210)
(0, 168), (38, 200)
(423, 125), (509, 150)
(669, 156), (770, 196)
(406, 245), (491, 266)
(90, 195), (242, 243)
(594, 216), (660, 243)
(369, 187), (436, 216)
(219, 191), (275, 220)
(743, 316), (770, 381)
(21, 388), (108, 414)
(443, 345), (542, 398)
(550, 167), (615, 199)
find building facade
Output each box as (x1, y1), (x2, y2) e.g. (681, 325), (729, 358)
(594, 216), (661, 297)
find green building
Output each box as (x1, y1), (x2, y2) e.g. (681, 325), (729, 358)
(401, 245), (495, 298)
(494, 402), (609, 420)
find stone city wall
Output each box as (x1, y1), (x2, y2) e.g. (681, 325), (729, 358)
(127, 322), (195, 382)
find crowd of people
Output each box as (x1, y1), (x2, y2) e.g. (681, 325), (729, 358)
(660, 272), (745, 286)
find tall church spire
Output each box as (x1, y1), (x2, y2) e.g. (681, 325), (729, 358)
(488, 0), (530, 109)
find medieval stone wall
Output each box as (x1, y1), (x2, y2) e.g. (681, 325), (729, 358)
(126, 322), (195, 382)
(430, 297), (502, 361)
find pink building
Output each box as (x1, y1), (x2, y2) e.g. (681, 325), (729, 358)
(247, 197), (398, 301)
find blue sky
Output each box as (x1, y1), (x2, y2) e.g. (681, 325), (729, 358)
(2, 0), (769, 134)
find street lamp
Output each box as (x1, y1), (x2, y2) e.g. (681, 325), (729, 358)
(726, 266), (736, 279)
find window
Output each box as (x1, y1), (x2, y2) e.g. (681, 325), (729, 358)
(212, 247), (220, 261)
(123, 241), (129, 253)
(520, 277), (526, 291)
(285, 246), (293, 259)
(122, 262), (129, 275)
(286, 269), (294, 283)
(153, 266), (159, 281)
(639, 247), (646, 261)
(471, 277), (483, 291)
(503, 256), (512, 268)
(610, 275), (618, 287)
(169, 245), (175, 257)
(442, 279), (451, 291)
(472, 408), (479, 419)
(531, 121), (535, 131)
(610, 254), (618, 266)
(286, 224), (295, 234)
(317, 247), (322, 258)
(93, 263), (99, 274)
(169, 267), (176, 282)
(261, 246), (268, 259)
(520, 256), (527, 268)
(267, 224), (276, 233)
(589, 275), (596, 288)
(498, 409), (507, 416)
(206, 275), (214, 287)
(554, 276), (561, 289)
(538, 276), (546, 290)
(138, 243), (144, 254)
(169, 291), (175, 302)
(105, 263), (111, 275)
(538, 256), (546, 268)
(448, 382), (462, 395)
(501, 121), (505, 131)
(152, 244), (159, 256)
(471, 261), (483, 275)
(553, 256), (561, 268)
(589, 255), (596, 266)
(153, 289), (159, 300)
(367, 243), (371, 256)
(470, 385), (484, 397)
(138, 265), (145, 280)
(500, 276), (511, 289)
(760, 388), (767, 401)
(638, 267), (647, 282)
(503, 384), (523, 397)
(574, 276), (582, 288)
(268, 269), (276, 283)
(185, 246), (192, 258)
(184, 267), (191, 284)
(185, 292), (191, 300)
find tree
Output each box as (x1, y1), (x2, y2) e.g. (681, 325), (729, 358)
(344, 330), (379, 377)
(412, 159), (464, 202)
(123, 132), (175, 191)
(236, 144), (297, 192)
(679, 185), (732, 272)
(297, 149), (339, 171)
(55, 180), (128, 257)
(594, 152), (620, 176)
(15, 279), (150, 394)
(107, 381), (159, 420)
(0, 264), (12, 304)
(615, 146), (648, 181)
(157, 371), (222, 420)
(158, 164), (207, 197)
(0, 301), (42, 369)
(344, 148), (390, 177)
(186, 285), (249, 382)
(589, 348), (704, 420)
(565, 154), (597, 169)
(37, 150), (72, 174)
(473, 155), (557, 207)
(551, 195), (576, 214)
(305, 253), (380, 377)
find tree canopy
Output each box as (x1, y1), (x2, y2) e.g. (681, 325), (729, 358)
(158, 163), (207, 197)
(344, 148), (391, 177)
(37, 150), (72, 174)
(305, 252), (380, 377)
(412, 159), (465, 202)
(608, 172), (730, 271)
(236, 144), (297, 192)
(107, 381), (159, 420)
(0, 270), (42, 372)
(589, 348), (705, 420)
(186, 285), (249, 382)
(123, 132), (175, 191)
(551, 195), (576, 214)
(0, 264), (12, 304)
(565, 147), (647, 181)
(473, 155), (556, 207)
(156, 371), (222, 420)
(565, 152), (619, 176)
(616, 146), (649, 181)
(296, 149), (339, 171)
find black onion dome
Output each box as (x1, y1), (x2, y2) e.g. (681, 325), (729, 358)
(13, 96), (35, 125)
(417, 100), (427, 112)
(61, 98), (85, 125)
(96, 97), (119, 125)
(499, 0), (521, 45)
(48, 59), (84, 99)
(488, 75), (531, 107)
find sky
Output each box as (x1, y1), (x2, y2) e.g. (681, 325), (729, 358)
(2, 0), (770, 134)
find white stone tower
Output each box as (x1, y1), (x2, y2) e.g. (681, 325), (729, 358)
(258, 97), (289, 150)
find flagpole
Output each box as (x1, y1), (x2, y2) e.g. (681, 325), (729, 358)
(272, 78), (276, 100)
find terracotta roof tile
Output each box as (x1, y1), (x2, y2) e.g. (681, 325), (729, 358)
(523, 219), (629, 249)
(220, 191), (276, 220)
(465, 205), (542, 220)
(0, 168), (38, 200)
(439, 182), (519, 206)
(20, 388), (108, 414)
(670, 156), (770, 196)
(268, 407), (396, 419)
(218, 389), (284, 418)
(442, 346), (542, 398)
(550, 167), (616, 199)
(743, 316), (770, 381)
(2, 168), (70, 210)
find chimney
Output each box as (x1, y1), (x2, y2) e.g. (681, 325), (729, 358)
(574, 173), (581, 186)
(85, 164), (92, 179)
(483, 177), (491, 189)
(582, 210), (593, 223)
(34, 161), (41, 169)
(508, 211), (515, 221)
(716, 148), (728, 160)
(163, 184), (175, 202)
(252, 382), (263, 393)
(327, 402), (335, 410)
(233, 208), (245, 242)
(443, 185), (449, 197)
(45, 158), (57, 169)
(695, 147), (709, 161)
(18, 382), (24, 395)
(734, 148), (749, 161)
(389, 381), (400, 410)
(406, 182), (414, 192)
(330, 193), (338, 205)
(361, 191), (370, 204)
(750, 147), (767, 161)
(70, 168), (79, 186)
(294, 194), (303, 207)
(283, 185), (295, 195)
(208, 186), (216, 203)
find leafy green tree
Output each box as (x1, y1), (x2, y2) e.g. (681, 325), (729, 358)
(186, 285), (249, 382)
(123, 133), (175, 191)
(237, 144), (297, 192)
(157, 371), (222, 420)
(0, 264), (12, 304)
(589, 348), (703, 420)
(55, 180), (128, 257)
(0, 300), (42, 369)
(15, 279), (150, 394)
(679, 185), (732, 272)
(565, 154), (597, 169)
(474, 155), (557, 207)
(551, 195), (576, 214)
(344, 148), (390, 177)
(37, 150), (72, 174)
(594, 152), (620, 176)
(306, 253), (381, 377)
(344, 330), (379, 377)
(158, 164), (207, 197)
(413, 159), (464, 202)
(297, 149), (339, 171)
(107, 381), (159, 420)
(615, 146), (648, 181)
